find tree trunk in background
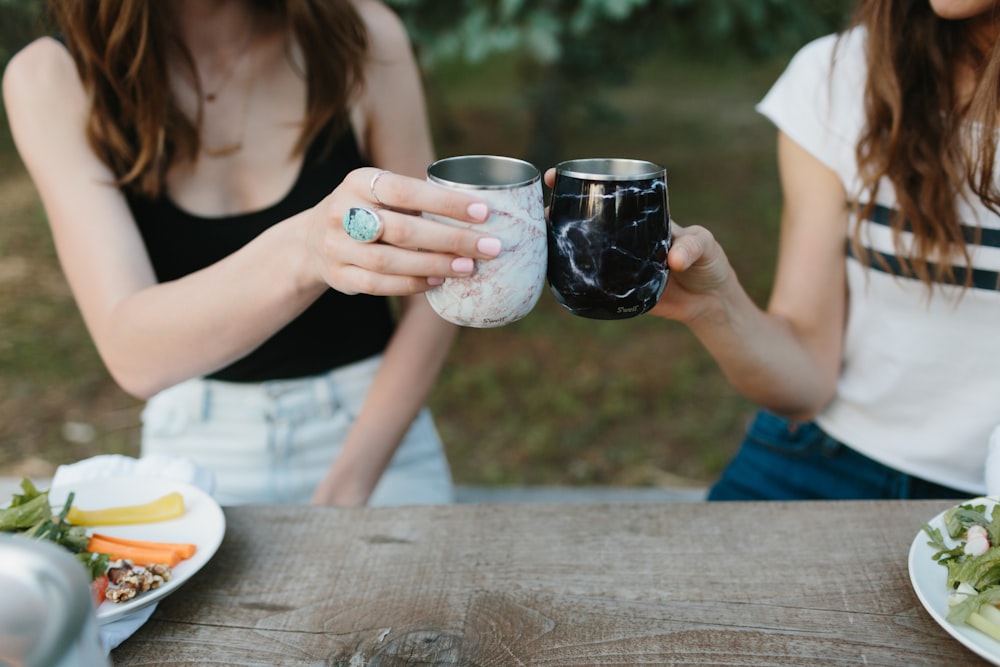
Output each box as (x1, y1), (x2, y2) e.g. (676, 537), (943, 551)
(525, 62), (567, 172)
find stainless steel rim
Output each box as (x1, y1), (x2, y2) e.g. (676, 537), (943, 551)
(428, 155), (540, 190)
(555, 158), (665, 181)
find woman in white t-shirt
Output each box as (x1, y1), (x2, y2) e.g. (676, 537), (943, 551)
(646, 0), (1000, 499)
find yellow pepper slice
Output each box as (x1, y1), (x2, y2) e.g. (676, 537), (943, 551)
(66, 492), (185, 526)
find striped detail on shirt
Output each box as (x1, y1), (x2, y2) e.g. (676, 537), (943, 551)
(846, 203), (1000, 291)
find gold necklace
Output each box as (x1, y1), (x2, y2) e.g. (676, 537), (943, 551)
(201, 26), (256, 159)
(201, 15), (255, 103)
(202, 77), (254, 158)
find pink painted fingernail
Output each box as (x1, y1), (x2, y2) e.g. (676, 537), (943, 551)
(427, 276), (445, 286)
(467, 203), (489, 221)
(477, 237), (502, 257)
(451, 257), (475, 274)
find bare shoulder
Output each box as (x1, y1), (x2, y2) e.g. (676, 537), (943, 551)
(347, 0), (431, 169)
(2, 36), (100, 188)
(351, 0), (414, 59)
(3, 37), (83, 115)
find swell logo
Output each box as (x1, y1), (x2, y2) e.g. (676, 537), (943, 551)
(616, 304), (641, 314)
(482, 316), (509, 325)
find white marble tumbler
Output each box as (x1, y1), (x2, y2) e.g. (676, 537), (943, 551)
(425, 155), (547, 328)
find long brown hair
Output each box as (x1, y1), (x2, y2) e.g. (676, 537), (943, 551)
(850, 0), (1000, 288)
(48, 0), (368, 198)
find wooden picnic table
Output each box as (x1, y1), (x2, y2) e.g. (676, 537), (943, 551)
(110, 499), (993, 665)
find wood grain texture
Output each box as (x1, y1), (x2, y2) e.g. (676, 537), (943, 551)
(111, 500), (992, 666)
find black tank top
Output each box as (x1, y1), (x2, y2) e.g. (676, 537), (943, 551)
(128, 128), (395, 382)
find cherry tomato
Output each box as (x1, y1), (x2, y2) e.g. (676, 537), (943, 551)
(91, 573), (109, 607)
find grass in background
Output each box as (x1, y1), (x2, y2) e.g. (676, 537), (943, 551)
(0, 117), (141, 472)
(0, 47), (788, 487)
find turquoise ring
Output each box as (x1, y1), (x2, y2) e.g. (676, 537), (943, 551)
(343, 206), (384, 243)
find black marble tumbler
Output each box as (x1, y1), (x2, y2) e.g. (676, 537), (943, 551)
(547, 159), (670, 319)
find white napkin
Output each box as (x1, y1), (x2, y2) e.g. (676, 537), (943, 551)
(52, 454), (215, 653)
(985, 426), (1000, 498)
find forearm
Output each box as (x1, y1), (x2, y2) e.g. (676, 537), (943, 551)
(93, 211), (322, 398)
(312, 297), (456, 505)
(685, 269), (839, 420)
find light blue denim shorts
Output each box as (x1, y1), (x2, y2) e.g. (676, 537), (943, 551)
(140, 355), (453, 506)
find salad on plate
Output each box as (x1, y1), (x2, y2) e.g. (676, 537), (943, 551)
(0, 477), (195, 607)
(924, 499), (1000, 641)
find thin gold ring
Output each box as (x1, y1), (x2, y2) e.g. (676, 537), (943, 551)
(369, 169), (390, 207)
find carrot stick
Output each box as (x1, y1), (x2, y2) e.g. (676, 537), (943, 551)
(90, 533), (197, 560)
(85, 536), (183, 567)
(86, 538), (180, 567)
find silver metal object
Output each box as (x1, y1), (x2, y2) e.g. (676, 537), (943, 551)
(0, 535), (110, 667)
(554, 158), (665, 181)
(369, 169), (390, 206)
(427, 155), (539, 190)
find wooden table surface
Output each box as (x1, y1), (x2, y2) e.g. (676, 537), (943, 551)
(110, 500), (993, 666)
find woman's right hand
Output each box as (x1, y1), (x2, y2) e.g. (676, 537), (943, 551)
(304, 167), (503, 296)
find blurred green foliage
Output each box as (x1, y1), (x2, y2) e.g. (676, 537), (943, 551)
(0, 0), (852, 70)
(0, 0), (43, 67)
(386, 0), (852, 165)
(386, 0), (851, 65)
(0, 1), (854, 186)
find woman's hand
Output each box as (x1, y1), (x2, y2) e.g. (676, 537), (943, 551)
(543, 167), (734, 325)
(648, 221), (736, 323)
(304, 167), (504, 296)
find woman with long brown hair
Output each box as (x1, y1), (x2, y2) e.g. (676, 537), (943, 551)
(646, 0), (1000, 498)
(2, 0), (503, 506)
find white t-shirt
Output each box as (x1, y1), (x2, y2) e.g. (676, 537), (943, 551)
(756, 27), (1000, 494)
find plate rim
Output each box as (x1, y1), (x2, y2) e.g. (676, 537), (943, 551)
(908, 496), (1000, 666)
(47, 475), (226, 625)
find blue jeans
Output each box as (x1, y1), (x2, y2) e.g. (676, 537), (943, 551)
(708, 410), (971, 501)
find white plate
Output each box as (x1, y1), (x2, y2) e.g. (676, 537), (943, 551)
(908, 496), (1000, 666)
(48, 476), (226, 625)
